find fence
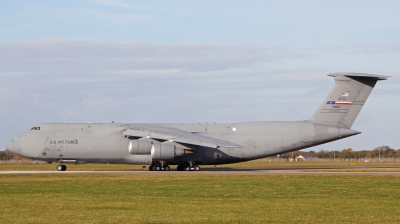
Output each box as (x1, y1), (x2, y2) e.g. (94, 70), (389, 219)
(0, 160), (49, 164)
(251, 157), (400, 162)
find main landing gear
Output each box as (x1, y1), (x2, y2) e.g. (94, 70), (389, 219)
(149, 161), (170, 171)
(177, 161), (200, 171)
(57, 164), (67, 171)
(148, 161), (201, 171)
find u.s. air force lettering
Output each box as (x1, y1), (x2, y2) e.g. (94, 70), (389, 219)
(50, 139), (79, 144)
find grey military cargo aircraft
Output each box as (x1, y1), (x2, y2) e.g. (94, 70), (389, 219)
(6, 73), (388, 171)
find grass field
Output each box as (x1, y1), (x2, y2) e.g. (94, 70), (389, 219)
(1, 174), (400, 223)
(1, 163), (400, 223)
(305, 168), (400, 172)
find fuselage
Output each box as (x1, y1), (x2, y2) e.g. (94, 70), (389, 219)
(6, 121), (359, 165)
(5, 73), (386, 171)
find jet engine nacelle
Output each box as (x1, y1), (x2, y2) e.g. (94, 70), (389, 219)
(129, 139), (153, 155)
(151, 142), (188, 160)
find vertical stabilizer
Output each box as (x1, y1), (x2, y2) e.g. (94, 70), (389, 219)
(309, 73), (388, 129)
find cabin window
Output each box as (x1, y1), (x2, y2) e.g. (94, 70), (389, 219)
(31, 127), (41, 130)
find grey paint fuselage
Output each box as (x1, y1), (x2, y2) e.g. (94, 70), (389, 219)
(7, 121), (359, 165)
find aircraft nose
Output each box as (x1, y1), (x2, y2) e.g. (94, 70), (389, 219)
(6, 141), (13, 152)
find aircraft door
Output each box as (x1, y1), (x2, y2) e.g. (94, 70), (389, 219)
(46, 133), (57, 159)
(48, 142), (56, 159)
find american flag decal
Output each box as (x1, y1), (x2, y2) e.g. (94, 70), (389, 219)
(342, 92), (349, 97)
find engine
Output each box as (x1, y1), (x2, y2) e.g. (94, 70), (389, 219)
(129, 138), (190, 160)
(151, 143), (186, 160)
(129, 139), (154, 155)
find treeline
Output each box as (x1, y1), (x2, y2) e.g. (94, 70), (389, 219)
(282, 146), (400, 159)
(0, 151), (27, 160)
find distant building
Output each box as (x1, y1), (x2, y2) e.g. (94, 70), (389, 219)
(295, 155), (313, 161)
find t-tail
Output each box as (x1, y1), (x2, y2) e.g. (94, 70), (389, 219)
(309, 73), (388, 129)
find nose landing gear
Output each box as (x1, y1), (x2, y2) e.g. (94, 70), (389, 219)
(56, 164), (67, 171)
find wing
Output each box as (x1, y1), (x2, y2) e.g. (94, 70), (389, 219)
(122, 125), (242, 148)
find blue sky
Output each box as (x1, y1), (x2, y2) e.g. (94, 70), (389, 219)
(2, 1), (400, 45)
(1, 0), (399, 151)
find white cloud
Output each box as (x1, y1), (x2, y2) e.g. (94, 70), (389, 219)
(305, 44), (400, 54)
(0, 87), (20, 111)
(2, 39), (398, 80)
(0, 39), (302, 75)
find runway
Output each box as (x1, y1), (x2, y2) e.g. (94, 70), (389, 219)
(2, 166), (400, 175)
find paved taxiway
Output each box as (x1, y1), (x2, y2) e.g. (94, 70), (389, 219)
(1, 166), (400, 175)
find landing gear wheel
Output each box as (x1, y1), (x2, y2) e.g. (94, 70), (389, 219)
(194, 165), (200, 171)
(62, 165), (67, 171)
(185, 166), (190, 171)
(155, 165), (161, 171)
(149, 165), (154, 171)
(164, 165), (170, 171)
(57, 165), (64, 171)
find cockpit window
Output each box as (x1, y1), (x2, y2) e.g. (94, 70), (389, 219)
(31, 127), (41, 130)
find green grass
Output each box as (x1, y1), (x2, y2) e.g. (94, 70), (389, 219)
(1, 174), (400, 223)
(0, 163), (148, 171)
(1, 161), (399, 171)
(306, 168), (400, 172)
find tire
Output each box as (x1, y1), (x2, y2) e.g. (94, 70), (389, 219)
(62, 165), (67, 171)
(155, 165), (161, 171)
(149, 165), (154, 171)
(177, 165), (182, 171)
(165, 166), (170, 171)
(194, 165), (200, 171)
(57, 165), (63, 171)
(185, 166), (190, 171)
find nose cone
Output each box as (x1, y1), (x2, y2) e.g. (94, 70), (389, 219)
(6, 141), (13, 152)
